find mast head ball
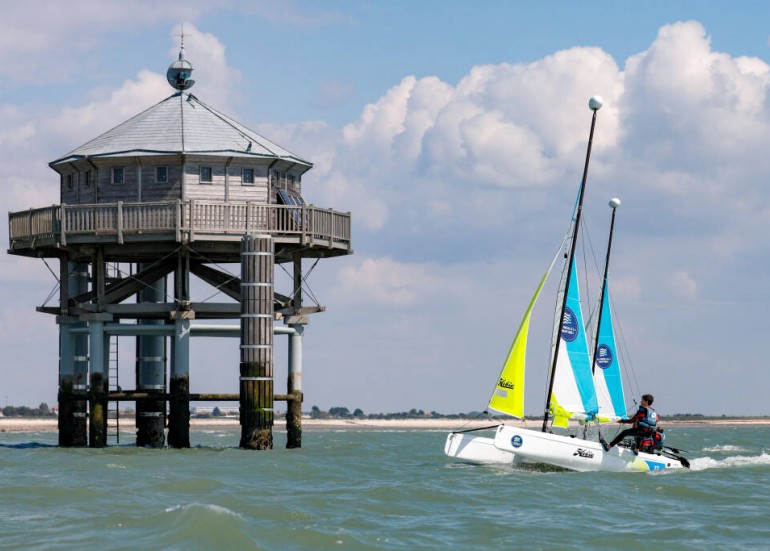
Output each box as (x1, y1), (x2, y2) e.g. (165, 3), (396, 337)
(589, 95), (604, 110)
(609, 197), (621, 209)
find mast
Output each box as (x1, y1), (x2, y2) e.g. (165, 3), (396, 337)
(591, 198), (620, 375)
(541, 95), (603, 432)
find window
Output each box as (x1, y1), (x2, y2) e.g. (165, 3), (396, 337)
(200, 166), (212, 183)
(64, 174), (73, 191)
(83, 170), (91, 188)
(156, 166), (168, 183)
(112, 167), (124, 184)
(242, 168), (254, 185)
(277, 189), (306, 206)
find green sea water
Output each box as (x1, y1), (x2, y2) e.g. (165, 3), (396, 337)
(1, 425), (768, 550)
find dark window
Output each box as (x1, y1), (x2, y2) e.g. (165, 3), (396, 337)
(200, 166), (212, 183)
(64, 174), (73, 191)
(112, 167), (124, 185)
(84, 170), (91, 188)
(242, 168), (254, 185)
(156, 166), (168, 183)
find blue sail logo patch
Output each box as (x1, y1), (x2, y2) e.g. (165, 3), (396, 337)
(511, 435), (523, 448)
(596, 344), (613, 369)
(561, 307), (579, 342)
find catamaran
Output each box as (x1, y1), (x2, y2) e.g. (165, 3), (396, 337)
(444, 96), (690, 472)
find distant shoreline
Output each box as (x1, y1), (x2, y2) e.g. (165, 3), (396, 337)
(1, 417), (769, 433)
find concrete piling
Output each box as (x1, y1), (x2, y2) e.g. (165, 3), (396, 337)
(239, 235), (274, 450)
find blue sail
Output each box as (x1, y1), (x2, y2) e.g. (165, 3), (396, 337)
(593, 286), (627, 420)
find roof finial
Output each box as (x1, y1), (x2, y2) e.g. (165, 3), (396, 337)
(167, 24), (195, 91)
(179, 23), (187, 60)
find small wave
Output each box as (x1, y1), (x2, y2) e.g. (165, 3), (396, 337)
(0, 442), (56, 449)
(165, 503), (242, 518)
(702, 444), (746, 452)
(689, 452), (770, 471)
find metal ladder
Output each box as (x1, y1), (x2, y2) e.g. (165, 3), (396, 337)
(107, 335), (120, 444)
(106, 262), (122, 444)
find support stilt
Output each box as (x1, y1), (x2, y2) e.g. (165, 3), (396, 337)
(239, 235), (274, 450)
(286, 251), (304, 448)
(88, 319), (108, 448)
(136, 266), (166, 448)
(168, 316), (190, 448)
(287, 324), (303, 448)
(58, 262), (89, 446)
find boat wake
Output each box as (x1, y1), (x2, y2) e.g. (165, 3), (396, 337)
(688, 451), (770, 471)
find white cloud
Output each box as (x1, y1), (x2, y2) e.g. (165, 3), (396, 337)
(668, 270), (698, 299)
(48, 70), (169, 149)
(622, 21), (770, 170)
(0, 2), (219, 83)
(174, 23), (243, 111)
(329, 256), (474, 309)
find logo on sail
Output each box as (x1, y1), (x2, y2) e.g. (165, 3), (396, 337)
(498, 378), (514, 390)
(596, 344), (613, 369)
(561, 307), (579, 342)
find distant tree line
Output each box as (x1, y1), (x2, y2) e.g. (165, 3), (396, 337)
(307, 407), (769, 421)
(1, 403), (56, 418)
(308, 406), (488, 420)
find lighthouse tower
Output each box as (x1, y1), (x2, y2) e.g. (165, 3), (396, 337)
(7, 43), (352, 449)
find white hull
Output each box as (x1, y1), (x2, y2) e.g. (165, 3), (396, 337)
(444, 430), (515, 465)
(494, 425), (687, 472)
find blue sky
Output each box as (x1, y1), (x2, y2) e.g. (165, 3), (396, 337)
(2, 1), (770, 416)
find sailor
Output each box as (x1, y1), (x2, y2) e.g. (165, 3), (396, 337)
(601, 394), (657, 452)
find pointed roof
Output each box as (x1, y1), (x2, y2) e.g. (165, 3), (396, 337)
(50, 93), (312, 171)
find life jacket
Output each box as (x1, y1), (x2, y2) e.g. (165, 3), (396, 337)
(638, 429), (665, 452)
(636, 404), (657, 430)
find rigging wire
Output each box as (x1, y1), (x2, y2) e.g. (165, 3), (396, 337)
(40, 258), (62, 306)
(277, 256), (322, 307)
(610, 298), (643, 416)
(115, 247), (183, 306)
(41, 247), (183, 309)
(187, 247), (241, 304)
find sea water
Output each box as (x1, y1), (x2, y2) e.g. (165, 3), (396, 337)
(1, 425), (768, 550)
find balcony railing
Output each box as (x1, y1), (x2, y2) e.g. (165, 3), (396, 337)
(8, 200), (352, 251)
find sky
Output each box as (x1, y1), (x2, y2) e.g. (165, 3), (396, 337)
(2, 1), (770, 417)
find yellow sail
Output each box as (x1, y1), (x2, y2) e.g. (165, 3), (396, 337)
(487, 267), (552, 418)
